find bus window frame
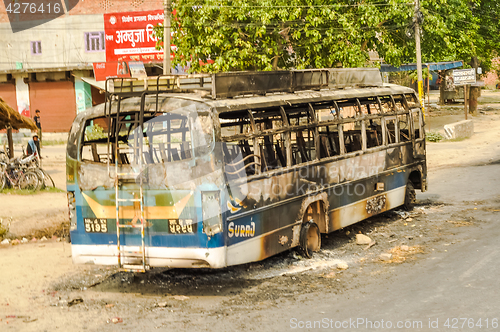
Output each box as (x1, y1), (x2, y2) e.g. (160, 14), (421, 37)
(220, 92), (421, 183)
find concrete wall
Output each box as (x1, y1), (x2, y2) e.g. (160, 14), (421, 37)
(0, 15), (105, 72)
(444, 120), (474, 140)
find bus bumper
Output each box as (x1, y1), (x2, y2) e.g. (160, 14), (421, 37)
(71, 245), (227, 269)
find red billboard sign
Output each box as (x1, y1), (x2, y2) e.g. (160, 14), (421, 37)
(93, 62), (131, 81)
(104, 10), (166, 63)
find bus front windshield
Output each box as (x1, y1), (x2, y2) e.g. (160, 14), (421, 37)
(80, 99), (214, 166)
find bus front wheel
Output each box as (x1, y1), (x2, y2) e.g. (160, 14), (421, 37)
(299, 221), (321, 258)
(403, 181), (416, 211)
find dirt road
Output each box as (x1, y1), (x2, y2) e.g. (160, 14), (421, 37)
(1, 100), (499, 331)
(0, 144), (67, 237)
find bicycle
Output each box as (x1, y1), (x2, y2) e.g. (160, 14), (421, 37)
(18, 153), (56, 189)
(0, 161), (40, 192)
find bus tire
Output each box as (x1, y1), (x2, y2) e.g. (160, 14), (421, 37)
(299, 221), (321, 258)
(403, 181), (416, 211)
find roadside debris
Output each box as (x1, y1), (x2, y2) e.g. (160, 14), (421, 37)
(67, 297), (84, 307)
(110, 317), (123, 324)
(336, 262), (349, 270)
(0, 235), (60, 246)
(321, 271), (336, 279)
(173, 295), (189, 301)
(380, 253), (393, 261)
(446, 220), (473, 227)
(380, 245), (425, 263)
(156, 302), (171, 308)
(356, 234), (372, 245)
(394, 210), (410, 219)
(363, 240), (377, 250)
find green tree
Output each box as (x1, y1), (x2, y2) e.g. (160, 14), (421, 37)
(470, 0), (500, 72)
(154, 0), (497, 73)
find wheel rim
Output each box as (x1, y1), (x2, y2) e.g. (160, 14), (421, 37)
(21, 172), (39, 191)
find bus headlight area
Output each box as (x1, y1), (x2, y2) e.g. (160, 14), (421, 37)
(67, 191), (76, 231)
(202, 191), (223, 237)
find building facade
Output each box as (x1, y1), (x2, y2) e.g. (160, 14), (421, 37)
(0, 0), (164, 132)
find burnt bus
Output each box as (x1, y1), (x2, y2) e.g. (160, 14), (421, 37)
(66, 69), (426, 271)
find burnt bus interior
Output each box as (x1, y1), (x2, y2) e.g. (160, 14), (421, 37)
(80, 93), (422, 178)
(220, 92), (422, 179)
(79, 70), (422, 178)
(80, 105), (207, 170)
(81, 111), (195, 165)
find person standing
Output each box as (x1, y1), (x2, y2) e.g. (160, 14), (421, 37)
(33, 109), (42, 153)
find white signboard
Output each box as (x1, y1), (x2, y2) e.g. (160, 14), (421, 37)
(452, 68), (476, 85)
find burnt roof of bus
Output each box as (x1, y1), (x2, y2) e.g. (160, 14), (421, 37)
(78, 83), (415, 121)
(209, 84), (416, 113)
(77, 68), (417, 121)
(72, 93), (209, 123)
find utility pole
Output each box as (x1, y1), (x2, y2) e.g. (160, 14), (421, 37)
(414, 0), (425, 119)
(163, 0), (171, 75)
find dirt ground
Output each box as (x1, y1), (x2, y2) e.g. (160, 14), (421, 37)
(0, 144), (68, 238)
(2, 203), (485, 332)
(1, 91), (499, 331)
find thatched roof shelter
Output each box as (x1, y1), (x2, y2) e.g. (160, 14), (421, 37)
(0, 97), (37, 131)
(0, 97), (37, 158)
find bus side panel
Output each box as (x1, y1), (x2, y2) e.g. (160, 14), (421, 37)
(225, 208), (300, 267)
(224, 147), (423, 266)
(327, 171), (407, 232)
(225, 171), (407, 266)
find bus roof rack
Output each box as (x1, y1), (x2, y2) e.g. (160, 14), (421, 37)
(328, 68), (383, 89)
(105, 68), (383, 100)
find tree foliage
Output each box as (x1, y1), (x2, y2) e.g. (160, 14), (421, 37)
(471, 0), (500, 72)
(154, 0), (500, 73)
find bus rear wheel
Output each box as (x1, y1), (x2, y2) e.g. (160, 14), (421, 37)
(403, 181), (416, 211)
(299, 221), (321, 258)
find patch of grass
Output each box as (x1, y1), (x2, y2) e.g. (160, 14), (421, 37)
(41, 186), (65, 193)
(443, 136), (470, 142)
(41, 139), (67, 146)
(0, 219), (8, 238)
(0, 186), (64, 195)
(426, 131), (444, 142)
